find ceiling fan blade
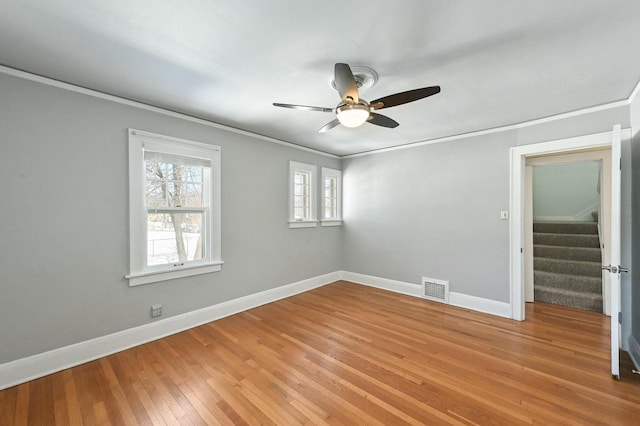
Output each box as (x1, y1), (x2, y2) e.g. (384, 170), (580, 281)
(318, 118), (341, 133)
(273, 103), (333, 113)
(368, 113), (399, 128)
(334, 63), (359, 104)
(371, 86), (440, 110)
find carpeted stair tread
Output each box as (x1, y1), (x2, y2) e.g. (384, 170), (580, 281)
(533, 221), (598, 235)
(533, 257), (602, 277)
(534, 285), (603, 312)
(534, 271), (602, 293)
(534, 244), (601, 262)
(533, 232), (600, 248)
(533, 221), (603, 312)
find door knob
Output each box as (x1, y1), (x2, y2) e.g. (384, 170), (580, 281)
(602, 265), (629, 273)
(602, 265), (616, 273)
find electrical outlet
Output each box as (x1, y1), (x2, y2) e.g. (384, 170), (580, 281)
(151, 304), (162, 318)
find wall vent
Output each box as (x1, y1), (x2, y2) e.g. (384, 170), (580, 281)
(421, 277), (449, 304)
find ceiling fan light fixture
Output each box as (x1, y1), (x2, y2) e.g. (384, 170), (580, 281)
(336, 104), (370, 128)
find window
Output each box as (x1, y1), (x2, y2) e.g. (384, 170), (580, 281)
(127, 129), (222, 286)
(321, 167), (342, 226)
(289, 161), (317, 228)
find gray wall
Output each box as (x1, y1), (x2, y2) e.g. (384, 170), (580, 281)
(343, 131), (514, 302)
(631, 90), (640, 362)
(0, 73), (342, 363)
(621, 127), (634, 352)
(532, 162), (601, 221)
(342, 107), (631, 308)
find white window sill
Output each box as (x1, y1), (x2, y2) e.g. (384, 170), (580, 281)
(288, 220), (318, 229)
(321, 220), (343, 227)
(126, 261), (224, 287)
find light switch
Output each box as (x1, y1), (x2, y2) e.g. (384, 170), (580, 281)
(500, 210), (509, 220)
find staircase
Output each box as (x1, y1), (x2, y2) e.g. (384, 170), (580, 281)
(533, 222), (603, 312)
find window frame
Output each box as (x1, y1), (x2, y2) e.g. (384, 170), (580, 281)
(288, 161), (318, 228)
(321, 167), (343, 226)
(126, 129), (222, 286)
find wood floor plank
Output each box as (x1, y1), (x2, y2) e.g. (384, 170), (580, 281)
(61, 370), (83, 425)
(12, 384), (29, 426)
(2, 280), (640, 425)
(51, 372), (70, 426)
(0, 385), (18, 425)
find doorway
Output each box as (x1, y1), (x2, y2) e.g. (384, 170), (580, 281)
(524, 150), (611, 315)
(509, 129), (622, 321)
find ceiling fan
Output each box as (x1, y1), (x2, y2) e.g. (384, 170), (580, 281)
(273, 63), (440, 133)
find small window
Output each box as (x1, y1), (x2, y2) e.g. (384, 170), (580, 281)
(127, 130), (222, 286)
(321, 167), (342, 226)
(289, 161), (317, 228)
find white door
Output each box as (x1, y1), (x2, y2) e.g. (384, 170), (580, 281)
(607, 124), (622, 379)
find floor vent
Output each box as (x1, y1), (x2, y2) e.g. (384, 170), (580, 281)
(422, 277), (449, 303)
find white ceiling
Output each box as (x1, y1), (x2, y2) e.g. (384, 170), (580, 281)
(1, 1), (640, 156)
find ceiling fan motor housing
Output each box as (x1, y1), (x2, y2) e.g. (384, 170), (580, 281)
(331, 66), (378, 91)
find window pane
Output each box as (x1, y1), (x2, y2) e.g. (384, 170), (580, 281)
(323, 174), (337, 219)
(325, 176), (335, 189)
(294, 196), (307, 208)
(147, 212), (203, 266)
(146, 162), (207, 208)
(178, 182), (204, 207)
(326, 204), (336, 219)
(293, 170), (311, 220)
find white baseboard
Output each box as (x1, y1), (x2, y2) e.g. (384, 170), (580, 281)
(533, 202), (599, 223)
(533, 215), (577, 222)
(448, 292), (511, 318)
(340, 271), (422, 297)
(340, 271), (511, 319)
(628, 334), (640, 371)
(573, 202), (599, 222)
(0, 271), (340, 391)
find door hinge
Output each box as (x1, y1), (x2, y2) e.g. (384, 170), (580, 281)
(619, 312), (622, 324)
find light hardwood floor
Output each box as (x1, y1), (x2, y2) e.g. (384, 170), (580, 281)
(1, 280), (639, 425)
